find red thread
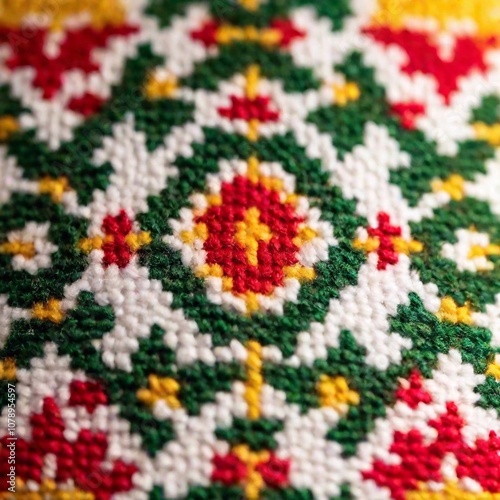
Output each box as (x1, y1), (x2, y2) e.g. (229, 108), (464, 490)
(69, 380), (109, 414)
(218, 95), (280, 122)
(395, 370), (432, 409)
(390, 102), (426, 130)
(363, 401), (500, 499)
(101, 210), (134, 269)
(68, 93), (105, 116)
(196, 176), (305, 295)
(211, 452), (290, 489)
(0, 24), (137, 100)
(211, 453), (248, 485)
(190, 20), (219, 46)
(367, 212), (402, 270)
(255, 454), (290, 487)
(0, 397), (137, 499)
(269, 19), (305, 47)
(190, 18), (304, 48)
(364, 27), (493, 102)
(456, 430), (500, 492)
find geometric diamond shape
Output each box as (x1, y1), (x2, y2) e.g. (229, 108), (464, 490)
(165, 156), (336, 315)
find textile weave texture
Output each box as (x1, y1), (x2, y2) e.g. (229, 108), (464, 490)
(1, 0), (500, 499)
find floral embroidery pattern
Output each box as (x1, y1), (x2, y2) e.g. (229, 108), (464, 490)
(1, 1), (500, 499)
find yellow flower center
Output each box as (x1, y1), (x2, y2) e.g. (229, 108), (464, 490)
(235, 207), (273, 266)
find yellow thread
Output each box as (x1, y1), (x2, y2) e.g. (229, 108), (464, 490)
(245, 469), (265, 500)
(222, 276), (233, 291)
(245, 155), (285, 190)
(244, 341), (264, 420)
(245, 64), (260, 142)
(293, 226), (318, 247)
(0, 241), (35, 259)
(247, 119), (260, 142)
(243, 292), (260, 315)
(235, 207), (273, 266)
(32, 298), (64, 323)
(0, 358), (16, 380)
(0, 0), (125, 30)
(0, 478), (95, 500)
(0, 116), (19, 141)
(125, 231), (152, 252)
(245, 65), (261, 100)
(242, 25), (260, 43)
(353, 236), (422, 256)
(405, 480), (500, 499)
(317, 375), (360, 411)
(194, 222), (208, 241)
(258, 28), (282, 47)
(195, 223), (209, 242)
(80, 230), (149, 255)
(431, 174), (465, 201)
(468, 243), (500, 259)
(206, 194), (222, 206)
(238, 0), (261, 11)
(144, 74), (178, 100)
(136, 374), (181, 409)
(232, 445), (270, 500)
(259, 176), (283, 192)
(215, 25), (281, 47)
(353, 237), (380, 253)
(473, 122), (500, 146)
(247, 156), (288, 193)
(372, 0), (500, 37)
(215, 25), (240, 44)
(392, 237), (424, 255)
(38, 176), (70, 203)
(333, 82), (360, 106)
(196, 263), (224, 278)
(283, 265), (315, 281)
(247, 156), (260, 184)
(486, 361), (500, 381)
(78, 236), (104, 253)
(180, 231), (195, 245)
(436, 296), (473, 325)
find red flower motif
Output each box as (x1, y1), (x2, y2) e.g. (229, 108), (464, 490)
(0, 24), (137, 101)
(79, 210), (151, 268)
(368, 212), (403, 270)
(395, 370), (432, 409)
(211, 451), (290, 491)
(101, 210), (135, 268)
(364, 27), (494, 102)
(355, 212), (423, 270)
(0, 396), (137, 499)
(363, 401), (500, 499)
(101, 210), (152, 269)
(197, 175), (304, 295)
(190, 18), (304, 48)
(212, 453), (248, 485)
(218, 95), (280, 122)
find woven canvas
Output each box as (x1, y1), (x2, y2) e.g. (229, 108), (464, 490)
(1, 0), (500, 498)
